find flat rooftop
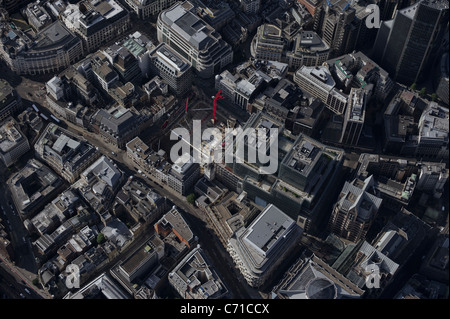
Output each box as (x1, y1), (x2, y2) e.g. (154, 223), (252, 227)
(161, 2), (217, 50)
(244, 204), (295, 256)
(154, 43), (190, 73)
(0, 118), (26, 154)
(120, 235), (164, 275)
(158, 208), (194, 244)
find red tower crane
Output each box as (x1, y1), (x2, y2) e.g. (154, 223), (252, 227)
(213, 90), (224, 123)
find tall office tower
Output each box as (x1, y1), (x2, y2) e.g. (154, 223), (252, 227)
(340, 88), (366, 146)
(1, 0), (31, 13)
(298, 0), (324, 31)
(321, 2), (357, 57)
(327, 176), (382, 243)
(373, 0), (449, 85)
(251, 24), (286, 62)
(302, 0), (375, 58)
(240, 0), (261, 15)
(376, 0), (418, 20)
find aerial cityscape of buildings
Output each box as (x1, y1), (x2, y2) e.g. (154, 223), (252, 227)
(0, 0), (448, 305)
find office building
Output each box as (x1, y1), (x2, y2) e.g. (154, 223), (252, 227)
(372, 208), (430, 266)
(284, 97), (325, 137)
(157, 1), (233, 78)
(325, 51), (395, 102)
(8, 159), (64, 218)
(2, 0), (32, 13)
(169, 246), (227, 299)
(332, 240), (399, 297)
(73, 155), (123, 213)
(0, 117), (30, 167)
(417, 102), (449, 160)
(356, 154), (419, 209)
(54, 66), (100, 107)
(420, 234), (449, 283)
(102, 45), (141, 85)
(124, 0), (178, 19)
(240, 0), (260, 15)
(197, 190), (262, 247)
(64, 273), (130, 299)
(24, 2), (52, 31)
(436, 52), (449, 105)
(26, 188), (81, 236)
(278, 134), (344, 195)
(0, 21), (84, 75)
(328, 176), (383, 243)
(416, 162), (448, 199)
(191, 0), (235, 31)
(167, 153), (201, 196)
(373, 0), (449, 84)
(294, 65), (348, 114)
(382, 90), (422, 156)
(263, 78), (303, 121)
(154, 207), (196, 249)
(340, 88), (366, 146)
(126, 136), (150, 168)
(117, 32), (155, 79)
(250, 24), (286, 62)
(115, 177), (167, 223)
(306, 0), (375, 58)
(92, 106), (150, 149)
(215, 59), (288, 111)
(148, 43), (193, 96)
(114, 235), (164, 284)
(61, 0), (131, 53)
(34, 123), (101, 183)
(228, 112), (344, 232)
(287, 31), (330, 70)
(271, 252), (364, 299)
(227, 204), (303, 288)
(0, 80), (21, 122)
(45, 74), (99, 129)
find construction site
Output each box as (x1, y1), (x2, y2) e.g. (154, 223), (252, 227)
(157, 89), (244, 166)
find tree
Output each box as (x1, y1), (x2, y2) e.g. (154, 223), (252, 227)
(32, 278), (40, 287)
(419, 87), (427, 97)
(409, 82), (417, 91)
(431, 93), (437, 101)
(186, 193), (196, 205)
(96, 232), (106, 245)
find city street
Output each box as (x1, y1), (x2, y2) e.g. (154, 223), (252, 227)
(35, 103), (262, 298)
(0, 161), (50, 299)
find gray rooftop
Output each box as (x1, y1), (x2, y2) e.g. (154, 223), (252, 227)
(244, 204), (295, 256)
(161, 2), (216, 50)
(82, 155), (121, 188)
